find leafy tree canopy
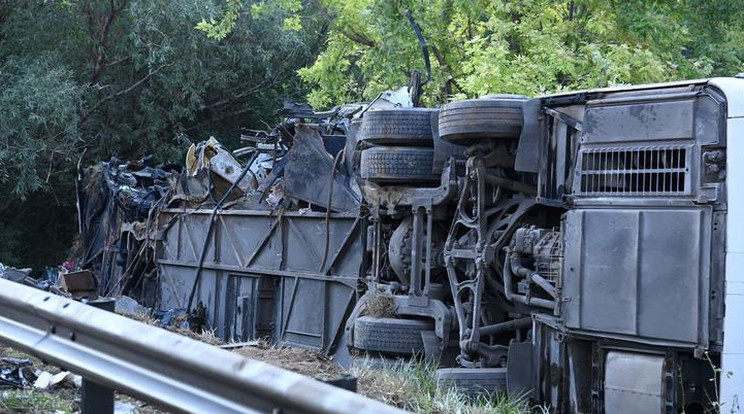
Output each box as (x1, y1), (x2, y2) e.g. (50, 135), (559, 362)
(0, 0), (328, 267)
(2, 0), (743, 267)
(295, 0), (744, 108)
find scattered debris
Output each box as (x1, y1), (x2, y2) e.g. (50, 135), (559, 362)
(31, 372), (52, 390)
(185, 302), (207, 334)
(0, 358), (34, 389)
(59, 270), (98, 300)
(219, 341), (260, 350)
(321, 373), (358, 392)
(33, 371), (81, 390)
(76, 157), (178, 302)
(114, 400), (138, 414)
(120, 308), (223, 346)
(0, 265), (31, 284)
(0, 345), (167, 413)
(0, 263), (66, 297)
(115, 295), (148, 316)
(159, 308), (189, 330)
(185, 137), (257, 199)
(0, 353), (82, 393)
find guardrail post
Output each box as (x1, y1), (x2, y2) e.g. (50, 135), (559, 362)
(81, 298), (116, 414)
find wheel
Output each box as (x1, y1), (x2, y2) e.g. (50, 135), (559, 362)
(436, 367), (508, 397)
(360, 108), (437, 146)
(353, 316), (434, 355)
(438, 95), (526, 144)
(359, 147), (439, 184)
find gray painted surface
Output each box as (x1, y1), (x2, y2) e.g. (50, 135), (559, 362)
(562, 207), (711, 345)
(583, 99), (695, 143)
(157, 209), (363, 352)
(604, 351), (665, 414)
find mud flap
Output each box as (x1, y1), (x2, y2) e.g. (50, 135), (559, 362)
(421, 330), (442, 362)
(506, 340), (535, 398)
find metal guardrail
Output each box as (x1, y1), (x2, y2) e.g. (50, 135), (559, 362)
(0, 278), (409, 414)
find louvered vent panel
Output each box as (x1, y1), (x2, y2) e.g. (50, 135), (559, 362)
(578, 146), (690, 196)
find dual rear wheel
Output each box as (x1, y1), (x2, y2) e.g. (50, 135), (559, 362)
(357, 96), (526, 185)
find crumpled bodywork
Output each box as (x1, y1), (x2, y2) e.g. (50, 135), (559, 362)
(75, 101), (368, 350)
(77, 158), (177, 301)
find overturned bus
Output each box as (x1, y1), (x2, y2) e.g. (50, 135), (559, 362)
(81, 78), (743, 413)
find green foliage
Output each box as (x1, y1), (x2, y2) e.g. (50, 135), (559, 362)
(0, 0), (328, 267)
(1, 0), (742, 268)
(0, 54), (82, 196)
(0, 389), (76, 413)
(197, 0), (244, 40)
(198, 0), (305, 40)
(298, 0), (744, 108)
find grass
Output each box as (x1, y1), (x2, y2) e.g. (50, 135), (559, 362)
(224, 339), (537, 413)
(0, 389), (76, 414)
(120, 303), (534, 412)
(1, 331), (538, 414)
(231, 340), (343, 381)
(221, 337), (538, 413)
(0, 308), (538, 414)
(353, 358), (539, 414)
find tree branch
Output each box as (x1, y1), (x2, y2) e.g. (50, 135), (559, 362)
(89, 0), (128, 84)
(198, 78), (278, 113)
(430, 44), (464, 95)
(81, 63), (172, 123)
(340, 30), (376, 47)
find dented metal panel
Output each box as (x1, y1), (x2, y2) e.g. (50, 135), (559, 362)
(157, 208), (363, 352)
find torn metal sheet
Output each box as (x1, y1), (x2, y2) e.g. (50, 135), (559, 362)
(186, 137), (257, 198)
(283, 126), (360, 212)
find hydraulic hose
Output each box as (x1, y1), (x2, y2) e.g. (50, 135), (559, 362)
(502, 248), (556, 310)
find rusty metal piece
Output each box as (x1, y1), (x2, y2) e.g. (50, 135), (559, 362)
(60, 270), (98, 300)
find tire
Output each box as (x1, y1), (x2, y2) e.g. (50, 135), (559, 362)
(353, 316), (434, 355)
(359, 147), (438, 184)
(436, 368), (508, 397)
(438, 96), (527, 144)
(360, 108), (437, 146)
